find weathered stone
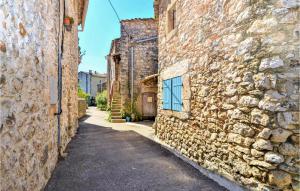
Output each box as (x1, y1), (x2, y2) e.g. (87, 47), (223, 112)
(251, 109), (270, 126)
(19, 23), (27, 37)
(232, 123), (255, 137)
(236, 37), (258, 55)
(258, 99), (288, 112)
(264, 90), (286, 102)
(259, 57), (284, 71)
(281, 0), (300, 8)
(248, 18), (278, 34)
(278, 112), (299, 129)
(251, 149), (265, 157)
(0, 40), (6, 53)
(264, 152), (284, 164)
(279, 143), (298, 156)
(253, 73), (271, 90)
(270, 128), (292, 143)
(228, 133), (243, 145)
(279, 163), (299, 175)
(253, 139), (273, 151)
(238, 96), (259, 107)
(257, 128), (272, 139)
(268, 170), (292, 188)
(292, 180), (300, 191)
(250, 160), (276, 169)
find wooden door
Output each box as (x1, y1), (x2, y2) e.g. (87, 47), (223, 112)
(142, 93), (157, 117)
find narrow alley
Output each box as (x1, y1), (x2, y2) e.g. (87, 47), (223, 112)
(44, 108), (227, 191)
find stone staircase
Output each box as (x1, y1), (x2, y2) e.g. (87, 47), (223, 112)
(110, 93), (125, 123)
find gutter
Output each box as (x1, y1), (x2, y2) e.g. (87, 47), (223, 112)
(79, 0), (89, 32)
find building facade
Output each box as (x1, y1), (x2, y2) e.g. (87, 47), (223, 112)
(0, 0), (89, 190)
(154, 0), (299, 190)
(107, 18), (158, 119)
(78, 70), (107, 98)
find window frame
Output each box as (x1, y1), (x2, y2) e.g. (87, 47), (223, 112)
(166, 0), (178, 35)
(162, 76), (183, 112)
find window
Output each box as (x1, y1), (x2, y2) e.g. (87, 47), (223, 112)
(167, 2), (177, 33)
(163, 76), (182, 111)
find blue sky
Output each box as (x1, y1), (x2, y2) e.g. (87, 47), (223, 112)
(78, 0), (155, 73)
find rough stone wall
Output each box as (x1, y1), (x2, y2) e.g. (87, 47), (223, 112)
(78, 98), (87, 118)
(60, 0), (80, 153)
(156, 0), (300, 190)
(0, 0), (81, 190)
(118, 19), (158, 114)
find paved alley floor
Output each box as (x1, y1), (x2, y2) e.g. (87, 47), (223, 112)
(44, 107), (227, 191)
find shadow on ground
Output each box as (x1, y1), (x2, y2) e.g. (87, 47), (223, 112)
(44, 115), (227, 191)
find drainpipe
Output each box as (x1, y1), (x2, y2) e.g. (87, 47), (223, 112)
(55, 0), (64, 157)
(130, 46), (134, 113)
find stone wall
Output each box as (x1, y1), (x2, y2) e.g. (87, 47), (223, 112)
(118, 19), (158, 115)
(155, 0), (299, 190)
(0, 0), (82, 190)
(78, 98), (87, 119)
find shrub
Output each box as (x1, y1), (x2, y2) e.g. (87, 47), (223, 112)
(121, 97), (142, 122)
(96, 90), (107, 111)
(78, 86), (90, 101)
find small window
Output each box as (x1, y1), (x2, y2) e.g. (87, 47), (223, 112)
(167, 3), (177, 33)
(163, 76), (182, 111)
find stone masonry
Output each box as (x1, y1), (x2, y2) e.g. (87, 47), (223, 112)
(107, 18), (158, 117)
(0, 0), (88, 190)
(155, 0), (299, 190)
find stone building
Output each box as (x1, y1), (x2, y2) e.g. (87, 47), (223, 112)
(78, 70), (107, 98)
(0, 0), (89, 190)
(154, 0), (299, 190)
(107, 18), (158, 120)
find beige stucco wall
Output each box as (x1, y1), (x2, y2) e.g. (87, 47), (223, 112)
(156, 0), (299, 190)
(90, 75), (106, 98)
(0, 0), (82, 190)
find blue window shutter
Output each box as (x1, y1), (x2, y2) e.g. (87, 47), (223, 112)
(163, 79), (172, 110)
(172, 76), (182, 111)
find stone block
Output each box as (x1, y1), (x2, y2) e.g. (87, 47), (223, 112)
(264, 152), (284, 164)
(232, 123), (255, 137)
(278, 112), (299, 129)
(279, 143), (298, 156)
(268, 170), (292, 188)
(257, 128), (272, 139)
(238, 96), (259, 107)
(259, 56), (284, 71)
(250, 109), (270, 126)
(270, 128), (292, 143)
(252, 139), (273, 151)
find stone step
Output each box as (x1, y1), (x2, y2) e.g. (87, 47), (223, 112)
(111, 116), (122, 119)
(111, 109), (121, 112)
(111, 119), (126, 123)
(111, 112), (121, 116)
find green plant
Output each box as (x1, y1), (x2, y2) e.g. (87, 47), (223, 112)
(78, 86), (90, 101)
(107, 111), (112, 122)
(96, 90), (107, 111)
(121, 97), (142, 122)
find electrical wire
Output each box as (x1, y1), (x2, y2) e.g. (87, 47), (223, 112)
(107, 0), (131, 38)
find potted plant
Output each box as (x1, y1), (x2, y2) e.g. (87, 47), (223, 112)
(63, 16), (74, 31)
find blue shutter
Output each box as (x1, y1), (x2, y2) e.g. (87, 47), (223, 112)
(172, 76), (182, 111)
(163, 79), (172, 110)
